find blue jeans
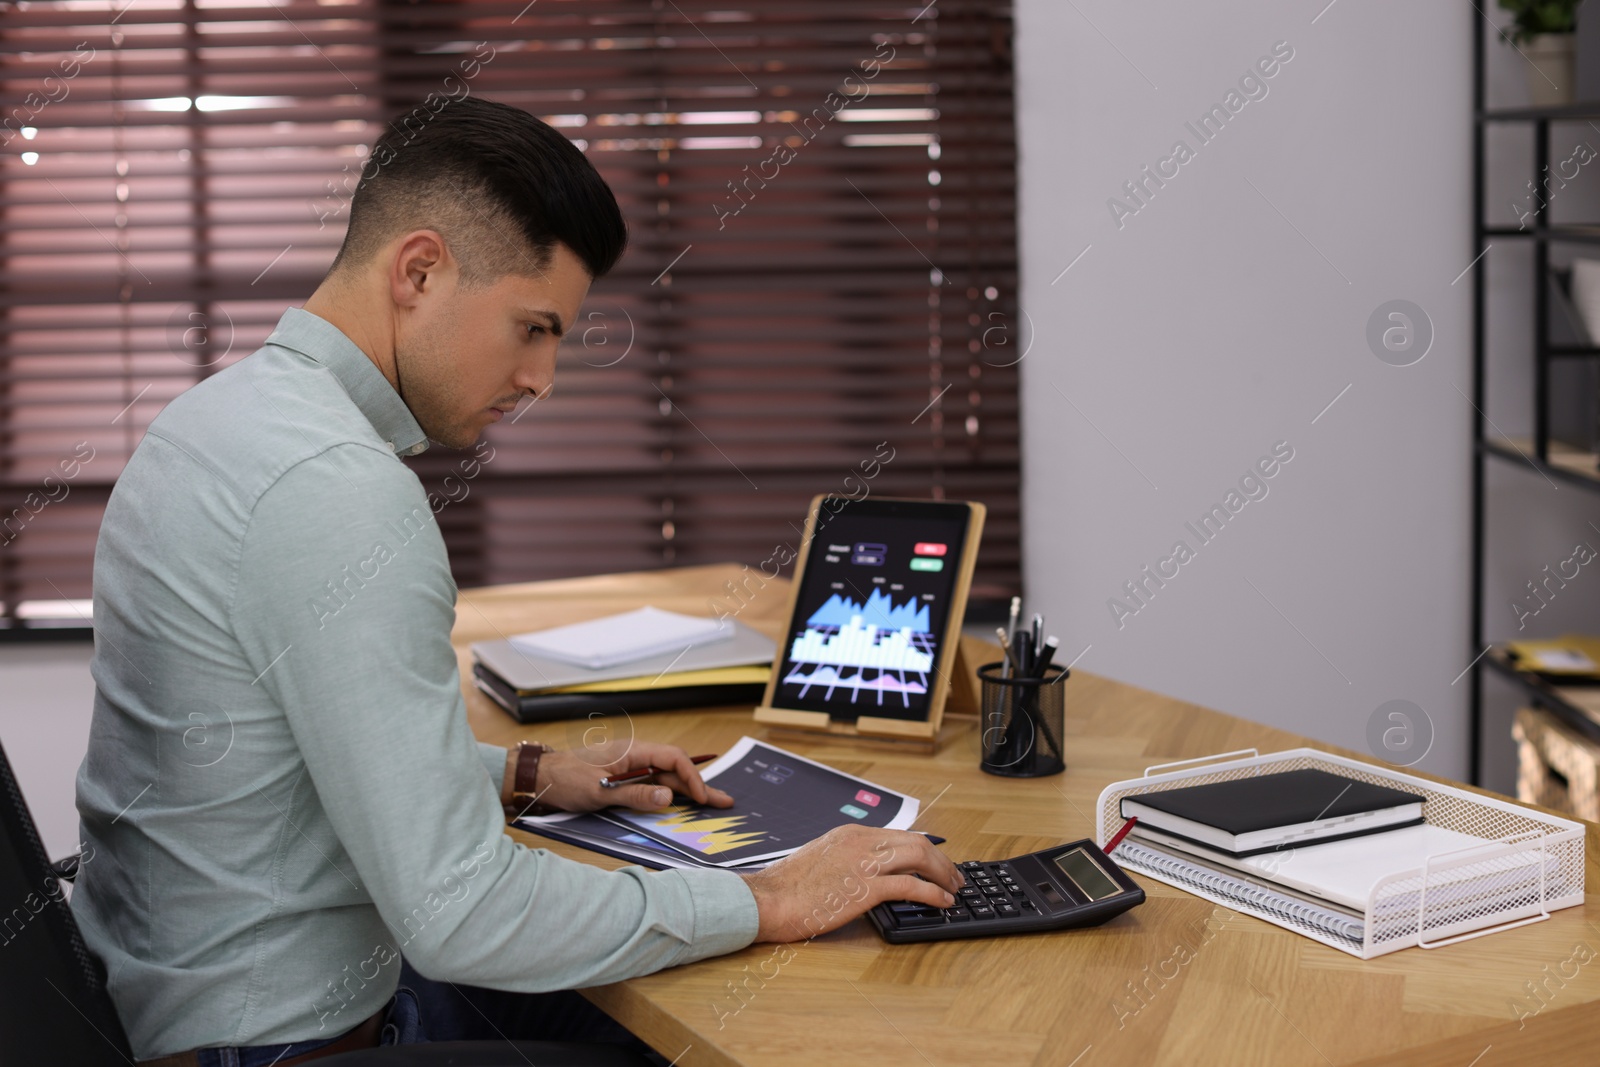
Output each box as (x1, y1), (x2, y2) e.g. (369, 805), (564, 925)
(193, 959), (655, 1066)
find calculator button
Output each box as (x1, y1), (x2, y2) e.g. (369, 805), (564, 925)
(982, 885), (1004, 897)
(960, 861), (983, 871)
(996, 902), (1019, 918)
(970, 905), (996, 919)
(889, 902), (934, 915)
(1008, 886), (1026, 897)
(1019, 898), (1036, 910)
(958, 886), (981, 898)
(944, 908), (971, 922)
(897, 913), (947, 928)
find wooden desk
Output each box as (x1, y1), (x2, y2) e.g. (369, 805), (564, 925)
(452, 564), (1600, 1067)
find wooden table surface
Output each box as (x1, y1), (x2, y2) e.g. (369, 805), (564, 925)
(452, 564), (1600, 1067)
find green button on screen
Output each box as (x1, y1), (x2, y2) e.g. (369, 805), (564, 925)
(909, 558), (944, 572)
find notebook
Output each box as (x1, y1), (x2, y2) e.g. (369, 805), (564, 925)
(1123, 823), (1561, 945)
(509, 606), (733, 670)
(1119, 769), (1424, 857)
(1116, 840), (1367, 945)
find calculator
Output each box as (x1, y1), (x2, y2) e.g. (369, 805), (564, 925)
(867, 839), (1145, 943)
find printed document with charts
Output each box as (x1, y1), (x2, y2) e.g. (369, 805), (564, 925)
(518, 737), (919, 869)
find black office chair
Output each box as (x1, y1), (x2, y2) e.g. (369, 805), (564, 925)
(0, 739), (649, 1067)
(0, 737), (132, 1066)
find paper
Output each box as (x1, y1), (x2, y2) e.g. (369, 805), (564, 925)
(1507, 634), (1600, 678)
(475, 620), (774, 694)
(509, 606), (732, 670)
(516, 811), (765, 872)
(601, 736), (919, 867)
(545, 665), (772, 695)
(1529, 647), (1597, 673)
(1133, 823), (1491, 911)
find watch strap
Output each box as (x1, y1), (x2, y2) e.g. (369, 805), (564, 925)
(502, 741), (557, 821)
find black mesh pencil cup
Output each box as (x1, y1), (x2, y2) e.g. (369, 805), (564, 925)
(977, 661), (1067, 777)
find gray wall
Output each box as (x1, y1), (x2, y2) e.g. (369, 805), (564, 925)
(0, 644), (95, 861)
(1016, 0), (1478, 779)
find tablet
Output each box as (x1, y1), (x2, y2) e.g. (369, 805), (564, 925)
(756, 496), (984, 739)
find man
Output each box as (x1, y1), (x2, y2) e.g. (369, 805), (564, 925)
(73, 98), (963, 1065)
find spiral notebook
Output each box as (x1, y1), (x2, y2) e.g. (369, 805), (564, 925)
(1121, 824), (1561, 949)
(1117, 840), (1367, 946)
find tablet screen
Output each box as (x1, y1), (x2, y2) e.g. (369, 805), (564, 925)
(776, 498), (971, 721)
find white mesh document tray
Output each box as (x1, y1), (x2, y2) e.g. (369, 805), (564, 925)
(1096, 748), (1586, 959)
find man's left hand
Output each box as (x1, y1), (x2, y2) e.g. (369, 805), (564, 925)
(536, 740), (733, 813)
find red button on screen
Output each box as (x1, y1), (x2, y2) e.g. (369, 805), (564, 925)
(913, 543), (948, 556)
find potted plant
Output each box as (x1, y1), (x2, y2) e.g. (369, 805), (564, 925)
(1498, 0), (1585, 105)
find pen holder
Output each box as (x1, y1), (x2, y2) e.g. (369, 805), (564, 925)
(977, 662), (1067, 778)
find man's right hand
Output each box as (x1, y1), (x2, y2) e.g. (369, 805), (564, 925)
(738, 825), (965, 942)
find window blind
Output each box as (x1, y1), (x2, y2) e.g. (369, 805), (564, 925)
(0, 0), (1021, 632)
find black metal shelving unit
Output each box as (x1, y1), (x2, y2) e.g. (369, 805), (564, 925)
(1470, 19), (1600, 784)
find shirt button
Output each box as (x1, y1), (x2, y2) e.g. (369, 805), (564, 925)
(386, 442), (396, 452)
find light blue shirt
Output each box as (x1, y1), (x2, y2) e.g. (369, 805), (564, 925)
(73, 308), (759, 1059)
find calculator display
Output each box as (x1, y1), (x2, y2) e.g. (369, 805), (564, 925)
(1053, 847), (1121, 901)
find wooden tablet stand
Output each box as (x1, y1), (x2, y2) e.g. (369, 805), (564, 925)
(752, 496), (985, 753)
(755, 639), (982, 753)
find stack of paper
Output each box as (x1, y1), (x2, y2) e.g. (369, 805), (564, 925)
(510, 606), (732, 669)
(1506, 634), (1600, 680)
(1119, 770), (1557, 947)
(471, 607), (776, 723)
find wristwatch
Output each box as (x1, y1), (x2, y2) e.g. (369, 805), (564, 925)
(501, 741), (557, 820)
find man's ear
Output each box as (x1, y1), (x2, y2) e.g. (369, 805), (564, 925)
(388, 230), (452, 310)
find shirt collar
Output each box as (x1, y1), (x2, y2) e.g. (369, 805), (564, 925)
(264, 307), (430, 457)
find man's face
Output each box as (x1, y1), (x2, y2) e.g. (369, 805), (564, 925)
(394, 241), (592, 449)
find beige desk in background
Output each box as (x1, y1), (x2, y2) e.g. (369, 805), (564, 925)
(452, 564), (1600, 1067)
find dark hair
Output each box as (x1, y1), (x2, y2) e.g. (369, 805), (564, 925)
(335, 96), (626, 279)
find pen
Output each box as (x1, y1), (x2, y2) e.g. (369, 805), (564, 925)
(995, 626), (1017, 678)
(1031, 613), (1043, 659)
(1031, 635), (1059, 680)
(600, 753), (717, 789)
(1012, 630), (1032, 678)
(1006, 595), (1022, 645)
(1105, 815), (1138, 853)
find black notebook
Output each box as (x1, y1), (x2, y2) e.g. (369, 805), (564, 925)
(1119, 768), (1425, 858)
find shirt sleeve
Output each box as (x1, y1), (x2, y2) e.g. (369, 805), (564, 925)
(478, 742), (509, 786)
(230, 444), (758, 989)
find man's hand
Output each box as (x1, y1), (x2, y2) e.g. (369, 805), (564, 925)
(739, 825), (965, 942)
(536, 740), (733, 813)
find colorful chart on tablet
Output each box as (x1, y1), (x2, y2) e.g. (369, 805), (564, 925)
(776, 501), (970, 721)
